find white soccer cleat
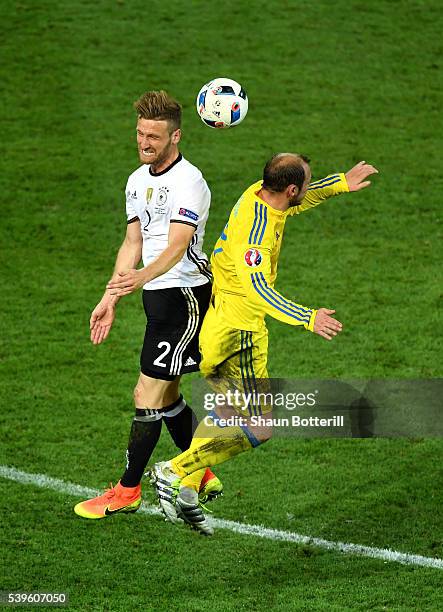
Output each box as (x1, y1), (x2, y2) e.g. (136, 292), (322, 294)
(176, 486), (214, 536)
(148, 461), (182, 525)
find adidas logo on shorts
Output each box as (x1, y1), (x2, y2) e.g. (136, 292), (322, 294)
(184, 356), (197, 366)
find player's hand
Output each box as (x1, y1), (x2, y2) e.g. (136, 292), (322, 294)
(90, 301), (116, 345)
(106, 269), (147, 297)
(313, 308), (343, 340)
(345, 161), (378, 191)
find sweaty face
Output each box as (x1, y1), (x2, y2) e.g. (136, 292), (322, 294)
(288, 163), (312, 207)
(136, 118), (178, 169)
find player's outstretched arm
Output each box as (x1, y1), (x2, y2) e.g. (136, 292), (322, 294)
(312, 308), (343, 341)
(288, 161), (378, 216)
(345, 161), (378, 191)
(90, 221), (142, 344)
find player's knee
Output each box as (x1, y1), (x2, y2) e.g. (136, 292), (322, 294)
(133, 383), (146, 406)
(133, 375), (179, 408)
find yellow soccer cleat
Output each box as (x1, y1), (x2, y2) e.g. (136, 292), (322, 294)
(198, 469), (223, 504)
(74, 481), (141, 519)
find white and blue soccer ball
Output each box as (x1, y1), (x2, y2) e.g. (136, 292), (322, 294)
(196, 78), (248, 129)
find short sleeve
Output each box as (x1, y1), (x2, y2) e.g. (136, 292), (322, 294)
(170, 176), (210, 229)
(125, 180), (139, 224)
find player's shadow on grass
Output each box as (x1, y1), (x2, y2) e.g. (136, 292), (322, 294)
(349, 392), (376, 438)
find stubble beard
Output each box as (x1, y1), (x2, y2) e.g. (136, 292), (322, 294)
(140, 139), (173, 170)
(288, 195), (303, 208)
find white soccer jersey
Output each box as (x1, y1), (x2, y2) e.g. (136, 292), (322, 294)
(125, 154), (212, 290)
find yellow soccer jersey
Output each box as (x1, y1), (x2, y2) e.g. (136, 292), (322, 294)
(211, 173), (349, 332)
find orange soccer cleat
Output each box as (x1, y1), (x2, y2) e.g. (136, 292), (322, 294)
(74, 481), (141, 519)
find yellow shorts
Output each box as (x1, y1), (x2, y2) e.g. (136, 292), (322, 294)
(199, 296), (270, 416)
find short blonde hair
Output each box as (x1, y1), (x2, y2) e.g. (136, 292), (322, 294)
(134, 90), (181, 132)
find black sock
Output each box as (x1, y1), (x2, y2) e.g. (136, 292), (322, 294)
(164, 401), (199, 452)
(120, 410), (162, 487)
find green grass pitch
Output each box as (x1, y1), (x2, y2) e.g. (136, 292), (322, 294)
(1, 0), (442, 610)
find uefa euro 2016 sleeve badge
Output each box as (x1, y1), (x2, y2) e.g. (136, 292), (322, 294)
(244, 248), (262, 267)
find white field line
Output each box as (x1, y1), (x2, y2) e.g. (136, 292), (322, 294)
(1, 464), (442, 570)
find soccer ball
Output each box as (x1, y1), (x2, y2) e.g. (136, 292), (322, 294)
(196, 78), (248, 129)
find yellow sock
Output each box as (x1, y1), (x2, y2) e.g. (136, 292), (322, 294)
(170, 416), (253, 477)
(180, 469), (206, 492)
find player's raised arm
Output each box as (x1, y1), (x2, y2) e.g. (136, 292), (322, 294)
(288, 161), (378, 216)
(288, 172), (349, 216)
